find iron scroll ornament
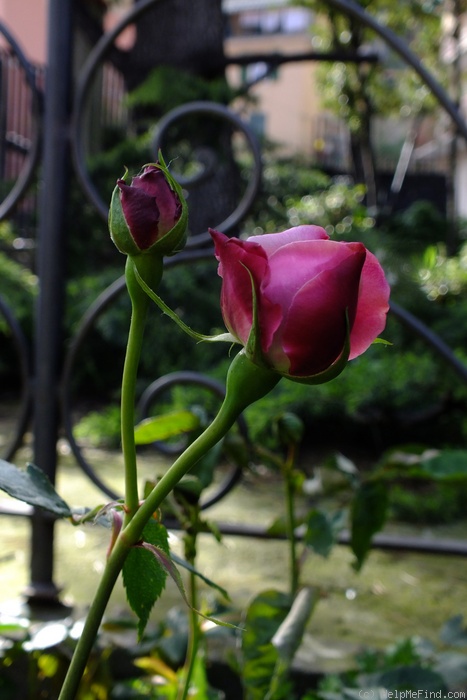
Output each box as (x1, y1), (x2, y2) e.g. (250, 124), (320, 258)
(0, 20), (41, 221)
(73, 97), (262, 245)
(5, 0), (467, 503)
(0, 21), (41, 459)
(0, 294), (32, 461)
(59, 263), (467, 502)
(60, 249), (248, 507)
(71, 0), (262, 243)
(151, 100), (263, 247)
(71, 0), (167, 222)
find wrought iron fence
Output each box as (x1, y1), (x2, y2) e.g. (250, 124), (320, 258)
(0, 0), (467, 606)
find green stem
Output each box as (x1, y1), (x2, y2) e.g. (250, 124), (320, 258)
(59, 422), (217, 700)
(121, 291), (148, 520)
(178, 536), (200, 700)
(58, 351), (280, 700)
(125, 351), (280, 542)
(120, 255), (163, 522)
(57, 536), (129, 700)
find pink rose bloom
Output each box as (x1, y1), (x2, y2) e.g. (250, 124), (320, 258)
(210, 226), (390, 380)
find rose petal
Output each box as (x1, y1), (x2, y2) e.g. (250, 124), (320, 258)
(135, 167), (181, 236)
(248, 225), (329, 255)
(279, 246), (366, 376)
(210, 229), (282, 349)
(132, 166), (162, 196)
(264, 239), (365, 312)
(118, 183), (160, 250)
(349, 250), (390, 359)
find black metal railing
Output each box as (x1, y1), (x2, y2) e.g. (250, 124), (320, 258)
(0, 0), (467, 605)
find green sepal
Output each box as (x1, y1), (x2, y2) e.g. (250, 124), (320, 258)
(141, 542), (241, 630)
(132, 260), (237, 344)
(147, 152), (188, 257)
(372, 336), (392, 346)
(125, 255), (164, 312)
(243, 262), (267, 368)
(223, 349), (281, 417)
(108, 167), (140, 258)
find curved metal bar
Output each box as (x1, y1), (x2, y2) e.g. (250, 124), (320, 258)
(65, 0), (467, 508)
(60, 249), (214, 498)
(62, 256), (467, 496)
(152, 101), (263, 246)
(137, 370), (248, 509)
(72, 0), (262, 243)
(0, 21), (42, 220)
(0, 295), (32, 460)
(390, 300), (467, 382)
(325, 0), (467, 142)
(71, 0), (168, 221)
(321, 0), (467, 384)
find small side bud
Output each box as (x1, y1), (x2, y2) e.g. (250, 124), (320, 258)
(276, 412), (304, 447)
(109, 155), (188, 258)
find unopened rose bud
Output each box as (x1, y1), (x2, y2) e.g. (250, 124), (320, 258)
(109, 158), (188, 258)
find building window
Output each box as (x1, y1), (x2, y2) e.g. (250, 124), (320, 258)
(227, 7), (312, 37)
(241, 61), (278, 83)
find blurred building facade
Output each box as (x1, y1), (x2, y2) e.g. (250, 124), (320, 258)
(0, 0), (47, 64)
(0, 0), (458, 217)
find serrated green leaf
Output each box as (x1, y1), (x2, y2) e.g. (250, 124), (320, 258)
(140, 542), (187, 602)
(0, 460), (71, 517)
(351, 480), (388, 571)
(134, 410), (201, 445)
(241, 589), (291, 700)
(122, 520), (169, 639)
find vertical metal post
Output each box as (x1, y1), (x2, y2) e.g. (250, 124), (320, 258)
(26, 0), (74, 604)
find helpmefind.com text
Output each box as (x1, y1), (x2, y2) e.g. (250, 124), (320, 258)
(358, 691), (466, 699)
